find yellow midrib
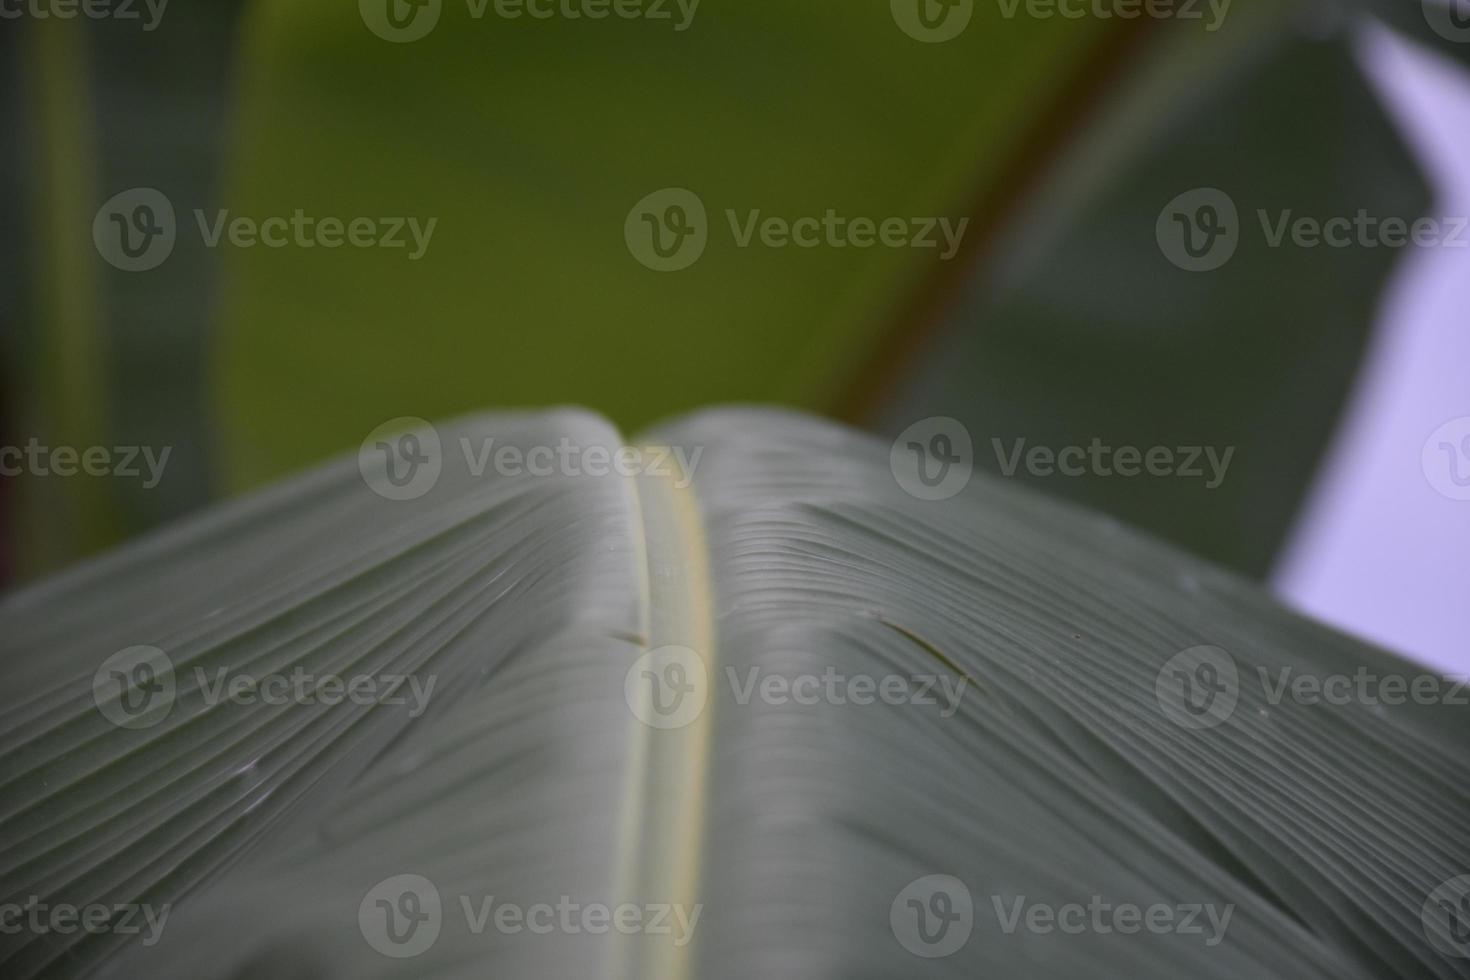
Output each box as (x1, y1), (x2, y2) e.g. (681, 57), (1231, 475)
(612, 446), (715, 980)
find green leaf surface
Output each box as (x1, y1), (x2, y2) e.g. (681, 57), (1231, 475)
(874, 29), (1430, 575)
(2, 409), (1465, 978)
(214, 0), (1111, 489)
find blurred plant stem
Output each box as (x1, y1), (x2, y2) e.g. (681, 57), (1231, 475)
(22, 20), (119, 575)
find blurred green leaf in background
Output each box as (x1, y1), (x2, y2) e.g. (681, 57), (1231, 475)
(2, 0), (1459, 584)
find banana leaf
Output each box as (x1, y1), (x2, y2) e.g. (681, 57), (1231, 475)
(1, 409), (1466, 978)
